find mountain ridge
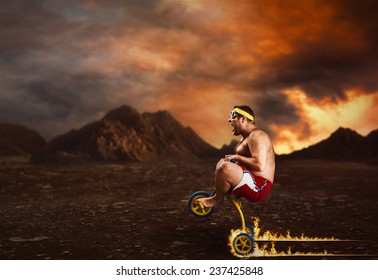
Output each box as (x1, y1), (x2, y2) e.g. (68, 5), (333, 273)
(0, 123), (46, 157)
(279, 127), (378, 162)
(31, 105), (219, 163)
(1, 107), (377, 163)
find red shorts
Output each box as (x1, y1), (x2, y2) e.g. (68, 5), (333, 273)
(229, 166), (272, 202)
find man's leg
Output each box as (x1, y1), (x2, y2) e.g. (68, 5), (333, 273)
(198, 160), (243, 207)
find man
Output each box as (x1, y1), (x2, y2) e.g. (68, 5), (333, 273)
(198, 105), (275, 207)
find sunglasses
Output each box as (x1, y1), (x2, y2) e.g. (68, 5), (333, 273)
(229, 110), (239, 120)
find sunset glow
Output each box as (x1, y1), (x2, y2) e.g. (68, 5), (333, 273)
(271, 89), (378, 154)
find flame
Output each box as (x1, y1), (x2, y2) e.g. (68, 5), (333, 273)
(228, 217), (340, 258)
(250, 242), (332, 257)
(252, 217), (338, 242)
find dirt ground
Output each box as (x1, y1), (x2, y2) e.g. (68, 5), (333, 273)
(0, 158), (377, 259)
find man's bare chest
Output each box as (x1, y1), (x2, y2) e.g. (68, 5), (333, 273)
(235, 140), (251, 157)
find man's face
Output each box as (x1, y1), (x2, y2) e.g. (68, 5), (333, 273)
(228, 111), (241, 135)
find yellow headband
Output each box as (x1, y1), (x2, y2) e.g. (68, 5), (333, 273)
(233, 108), (254, 121)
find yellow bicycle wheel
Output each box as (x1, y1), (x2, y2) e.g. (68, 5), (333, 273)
(230, 230), (255, 257)
(188, 191), (215, 218)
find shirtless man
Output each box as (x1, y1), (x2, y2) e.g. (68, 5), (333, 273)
(198, 105), (275, 208)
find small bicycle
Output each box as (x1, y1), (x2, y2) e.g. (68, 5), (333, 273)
(188, 190), (254, 258)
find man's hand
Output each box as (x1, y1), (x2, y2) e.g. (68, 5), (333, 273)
(224, 154), (238, 163)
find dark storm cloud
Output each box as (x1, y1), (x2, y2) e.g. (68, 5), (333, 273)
(0, 70), (112, 137)
(252, 92), (301, 126)
(0, 0), (377, 148)
(0, 0), (66, 59)
(337, 0), (378, 36)
(243, 91), (307, 140)
(53, 0), (197, 31)
(0, 0), (127, 60)
(23, 71), (111, 118)
(0, 0), (169, 138)
(252, 38), (378, 102)
(249, 0), (378, 102)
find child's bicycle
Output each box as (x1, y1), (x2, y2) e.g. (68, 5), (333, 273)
(188, 190), (254, 258)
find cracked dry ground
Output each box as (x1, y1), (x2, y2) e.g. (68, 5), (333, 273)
(0, 159), (377, 259)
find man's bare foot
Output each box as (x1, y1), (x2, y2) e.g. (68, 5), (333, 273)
(197, 196), (217, 208)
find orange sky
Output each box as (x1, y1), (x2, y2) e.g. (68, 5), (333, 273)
(0, 0), (377, 154)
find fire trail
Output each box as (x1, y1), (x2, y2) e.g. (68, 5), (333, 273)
(228, 217), (368, 258)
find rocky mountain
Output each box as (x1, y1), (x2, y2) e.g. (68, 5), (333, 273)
(0, 123), (46, 156)
(280, 127), (378, 162)
(359, 129), (378, 160)
(31, 105), (219, 163)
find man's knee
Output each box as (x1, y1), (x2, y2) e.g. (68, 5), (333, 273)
(216, 161), (233, 175)
(216, 159), (224, 169)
